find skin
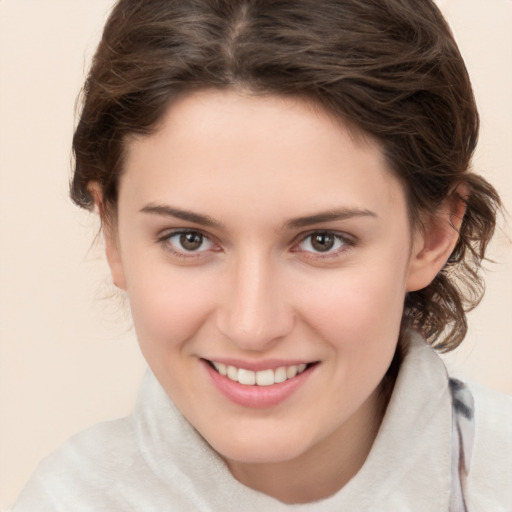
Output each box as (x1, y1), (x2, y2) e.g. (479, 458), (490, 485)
(98, 89), (462, 504)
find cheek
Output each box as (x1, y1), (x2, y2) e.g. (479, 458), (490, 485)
(298, 265), (407, 408)
(296, 260), (408, 351)
(125, 266), (216, 354)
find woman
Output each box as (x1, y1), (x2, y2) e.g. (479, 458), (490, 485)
(12, 0), (512, 510)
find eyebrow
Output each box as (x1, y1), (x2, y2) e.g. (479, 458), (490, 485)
(140, 203), (225, 229)
(285, 208), (378, 229)
(140, 203), (378, 230)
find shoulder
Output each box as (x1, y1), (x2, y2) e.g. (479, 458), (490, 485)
(12, 416), (155, 512)
(469, 381), (512, 460)
(465, 382), (512, 511)
(12, 372), (202, 512)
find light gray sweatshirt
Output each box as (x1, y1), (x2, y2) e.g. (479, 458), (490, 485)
(12, 334), (512, 511)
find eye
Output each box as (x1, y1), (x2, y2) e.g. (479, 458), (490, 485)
(296, 231), (351, 255)
(161, 230), (215, 255)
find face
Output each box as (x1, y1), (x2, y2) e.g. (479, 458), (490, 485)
(107, 90), (431, 469)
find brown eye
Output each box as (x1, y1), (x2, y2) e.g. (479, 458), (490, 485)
(297, 231), (348, 255)
(311, 233), (335, 252)
(164, 230), (214, 254)
(180, 232), (204, 251)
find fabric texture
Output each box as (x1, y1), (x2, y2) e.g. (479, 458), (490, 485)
(12, 333), (512, 511)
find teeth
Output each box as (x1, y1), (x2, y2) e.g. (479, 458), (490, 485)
(274, 367), (287, 384)
(286, 366), (298, 379)
(212, 361), (309, 386)
(227, 365), (238, 381)
(212, 362), (227, 376)
(238, 368), (256, 385)
(255, 369), (274, 386)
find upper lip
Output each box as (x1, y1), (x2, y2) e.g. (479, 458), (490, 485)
(202, 358), (316, 371)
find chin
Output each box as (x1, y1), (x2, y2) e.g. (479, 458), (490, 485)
(207, 428), (311, 465)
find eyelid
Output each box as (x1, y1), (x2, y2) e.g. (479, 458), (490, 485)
(291, 230), (356, 257)
(155, 228), (355, 260)
(156, 228), (219, 257)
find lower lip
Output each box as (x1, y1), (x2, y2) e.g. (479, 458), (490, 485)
(202, 360), (315, 409)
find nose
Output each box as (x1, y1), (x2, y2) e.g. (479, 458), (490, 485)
(215, 252), (294, 351)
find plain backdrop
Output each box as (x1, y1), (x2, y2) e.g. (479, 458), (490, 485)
(0, 0), (511, 508)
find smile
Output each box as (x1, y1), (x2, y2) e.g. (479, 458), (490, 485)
(203, 359), (317, 408)
(210, 361), (308, 386)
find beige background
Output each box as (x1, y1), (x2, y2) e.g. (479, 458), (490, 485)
(0, 0), (511, 508)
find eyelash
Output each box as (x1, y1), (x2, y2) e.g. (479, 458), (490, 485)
(292, 231), (355, 259)
(156, 229), (355, 260)
(157, 229), (218, 258)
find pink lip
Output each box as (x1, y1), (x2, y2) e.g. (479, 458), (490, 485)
(202, 359), (316, 409)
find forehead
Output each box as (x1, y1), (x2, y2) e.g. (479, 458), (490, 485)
(120, 89), (406, 224)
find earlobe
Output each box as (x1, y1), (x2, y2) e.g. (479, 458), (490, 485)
(406, 187), (467, 292)
(88, 182), (127, 291)
(104, 235), (127, 291)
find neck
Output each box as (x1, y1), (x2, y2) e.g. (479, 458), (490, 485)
(226, 386), (387, 504)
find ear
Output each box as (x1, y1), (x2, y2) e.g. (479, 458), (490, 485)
(88, 182), (127, 291)
(406, 186), (467, 292)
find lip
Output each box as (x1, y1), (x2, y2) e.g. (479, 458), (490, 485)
(201, 359), (317, 409)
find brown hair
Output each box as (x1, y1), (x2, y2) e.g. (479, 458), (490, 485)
(71, 0), (501, 351)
